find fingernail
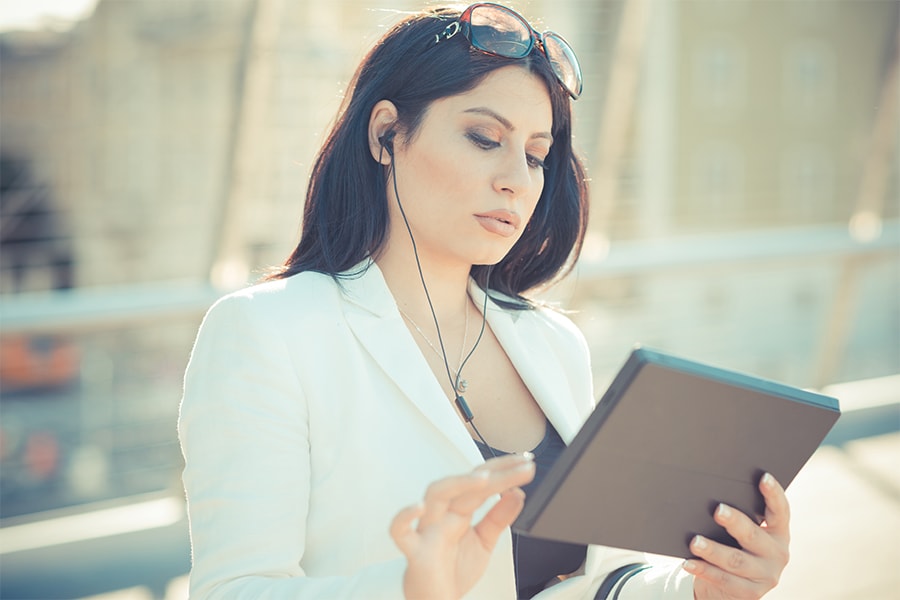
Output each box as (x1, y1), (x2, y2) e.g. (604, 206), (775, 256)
(691, 535), (708, 550)
(716, 503), (732, 520)
(682, 559), (698, 573)
(762, 472), (775, 488)
(521, 451), (534, 462)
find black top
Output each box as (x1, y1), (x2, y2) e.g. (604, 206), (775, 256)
(474, 420), (589, 599)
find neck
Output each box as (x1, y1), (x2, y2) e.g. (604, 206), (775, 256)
(375, 245), (472, 326)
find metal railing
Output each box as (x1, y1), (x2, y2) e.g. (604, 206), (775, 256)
(0, 220), (897, 519)
(2, 220), (897, 333)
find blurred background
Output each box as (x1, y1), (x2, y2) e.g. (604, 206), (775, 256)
(0, 0), (897, 598)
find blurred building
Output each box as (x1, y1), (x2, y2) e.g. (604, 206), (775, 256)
(1, 0), (245, 290)
(1, 0), (897, 287)
(595, 0), (899, 239)
(569, 0), (899, 386)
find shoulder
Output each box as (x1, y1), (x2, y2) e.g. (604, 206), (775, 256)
(187, 270), (350, 379)
(189, 272), (347, 352)
(205, 271), (342, 322)
(533, 303), (585, 338)
(485, 295), (592, 388)
(532, 305), (592, 368)
(511, 301), (589, 352)
(478, 282), (590, 360)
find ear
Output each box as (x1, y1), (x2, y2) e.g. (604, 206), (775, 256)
(368, 99), (399, 165)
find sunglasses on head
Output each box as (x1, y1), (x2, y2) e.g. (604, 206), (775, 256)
(433, 2), (583, 100)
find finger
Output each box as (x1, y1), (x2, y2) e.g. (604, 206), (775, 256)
(417, 455), (535, 530)
(417, 471), (490, 530)
(474, 452), (536, 474)
(689, 533), (766, 581)
(683, 558), (760, 598)
(473, 487), (526, 550)
(760, 472), (791, 541)
(449, 456), (535, 515)
(711, 502), (778, 558)
(390, 503), (425, 555)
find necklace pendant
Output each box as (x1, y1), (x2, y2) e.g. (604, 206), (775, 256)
(456, 377), (468, 393)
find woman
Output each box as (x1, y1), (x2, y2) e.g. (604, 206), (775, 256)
(178, 4), (790, 599)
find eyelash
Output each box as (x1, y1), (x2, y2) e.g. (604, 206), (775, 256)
(466, 132), (548, 171)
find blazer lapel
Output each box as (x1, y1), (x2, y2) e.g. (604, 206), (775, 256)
(470, 282), (583, 444)
(340, 263), (484, 465)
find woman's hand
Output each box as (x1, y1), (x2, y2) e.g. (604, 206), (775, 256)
(685, 473), (791, 600)
(390, 453), (536, 600)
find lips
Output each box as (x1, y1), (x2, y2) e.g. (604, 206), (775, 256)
(474, 210), (521, 238)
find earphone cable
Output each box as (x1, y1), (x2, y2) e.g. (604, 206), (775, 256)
(387, 154), (496, 457)
(456, 265), (490, 385)
(387, 157), (457, 394)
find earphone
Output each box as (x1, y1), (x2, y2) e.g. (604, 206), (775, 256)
(378, 130), (395, 156)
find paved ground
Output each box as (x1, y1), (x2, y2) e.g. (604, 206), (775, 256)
(766, 432), (900, 600)
(1, 377), (897, 600)
(763, 375), (900, 600)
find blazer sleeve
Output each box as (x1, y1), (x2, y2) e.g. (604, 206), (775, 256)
(527, 548), (694, 600)
(178, 293), (406, 599)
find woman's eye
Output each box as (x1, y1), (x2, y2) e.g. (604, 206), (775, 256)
(466, 132), (500, 150)
(527, 154), (548, 171)
(467, 131), (547, 171)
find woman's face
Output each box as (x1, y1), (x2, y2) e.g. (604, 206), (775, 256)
(386, 65), (553, 271)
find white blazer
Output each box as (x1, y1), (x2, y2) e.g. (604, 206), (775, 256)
(178, 262), (693, 599)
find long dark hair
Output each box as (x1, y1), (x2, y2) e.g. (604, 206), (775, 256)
(269, 6), (588, 307)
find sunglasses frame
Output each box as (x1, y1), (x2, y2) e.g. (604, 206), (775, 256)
(434, 2), (583, 100)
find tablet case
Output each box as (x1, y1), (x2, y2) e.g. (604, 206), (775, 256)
(512, 346), (841, 558)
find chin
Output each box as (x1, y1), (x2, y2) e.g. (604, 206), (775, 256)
(471, 249), (514, 268)
(458, 237), (522, 269)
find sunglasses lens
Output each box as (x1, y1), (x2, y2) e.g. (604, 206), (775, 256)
(544, 33), (583, 98)
(469, 5), (532, 58)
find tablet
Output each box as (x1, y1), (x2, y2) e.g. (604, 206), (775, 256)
(512, 346), (841, 558)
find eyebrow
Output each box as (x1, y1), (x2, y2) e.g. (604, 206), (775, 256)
(462, 107), (553, 142)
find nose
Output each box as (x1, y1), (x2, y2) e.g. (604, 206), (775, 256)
(492, 150), (535, 198)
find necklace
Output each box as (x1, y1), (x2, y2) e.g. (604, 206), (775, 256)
(399, 303), (470, 394)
